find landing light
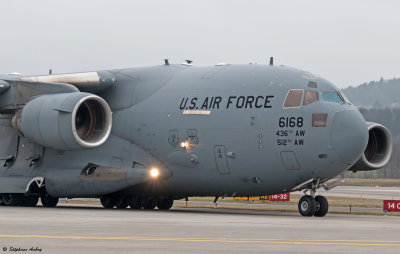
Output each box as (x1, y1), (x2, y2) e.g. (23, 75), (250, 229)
(150, 168), (160, 178)
(180, 142), (187, 148)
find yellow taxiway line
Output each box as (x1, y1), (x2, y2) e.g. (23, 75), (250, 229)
(0, 235), (399, 246)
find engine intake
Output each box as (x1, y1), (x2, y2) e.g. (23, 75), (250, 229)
(13, 92), (112, 150)
(348, 122), (392, 172)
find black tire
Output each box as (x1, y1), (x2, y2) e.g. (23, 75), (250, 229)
(0, 194), (4, 206)
(314, 195), (329, 217)
(127, 196), (143, 209)
(100, 195), (118, 208)
(40, 193), (59, 207)
(298, 195), (316, 217)
(157, 198), (174, 210)
(2, 194), (25, 206)
(115, 197), (128, 209)
(22, 196), (39, 207)
(2, 194), (12, 206)
(142, 197), (157, 210)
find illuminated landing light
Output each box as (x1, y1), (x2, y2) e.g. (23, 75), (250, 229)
(180, 142), (187, 148)
(150, 168), (160, 178)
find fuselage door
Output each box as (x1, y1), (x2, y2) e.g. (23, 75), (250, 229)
(280, 151), (300, 170)
(214, 145), (230, 174)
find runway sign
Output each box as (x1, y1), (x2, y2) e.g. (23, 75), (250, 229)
(233, 193), (290, 201)
(233, 197), (250, 201)
(233, 196), (260, 201)
(248, 196), (259, 201)
(383, 200), (400, 212)
(268, 193), (290, 201)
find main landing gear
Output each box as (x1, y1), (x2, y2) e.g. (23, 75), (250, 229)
(40, 193), (59, 207)
(0, 193), (39, 207)
(0, 191), (59, 208)
(100, 195), (174, 210)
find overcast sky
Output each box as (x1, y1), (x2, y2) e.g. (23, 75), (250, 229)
(0, 0), (399, 88)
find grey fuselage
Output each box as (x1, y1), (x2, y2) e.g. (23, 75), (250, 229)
(0, 64), (369, 198)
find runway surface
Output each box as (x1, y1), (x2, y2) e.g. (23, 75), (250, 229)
(0, 204), (399, 254)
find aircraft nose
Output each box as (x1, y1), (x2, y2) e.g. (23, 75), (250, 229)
(331, 110), (368, 165)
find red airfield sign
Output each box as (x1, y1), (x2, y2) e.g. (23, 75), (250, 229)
(268, 193), (290, 201)
(383, 200), (400, 212)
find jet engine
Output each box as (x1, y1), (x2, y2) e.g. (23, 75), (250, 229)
(12, 92), (112, 151)
(348, 122), (392, 172)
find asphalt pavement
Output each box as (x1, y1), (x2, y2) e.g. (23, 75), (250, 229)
(0, 204), (399, 254)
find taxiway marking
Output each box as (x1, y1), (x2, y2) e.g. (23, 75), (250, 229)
(0, 235), (399, 246)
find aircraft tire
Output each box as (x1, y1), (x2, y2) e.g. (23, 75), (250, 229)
(298, 195), (316, 217)
(127, 196), (143, 209)
(22, 196), (39, 207)
(314, 195), (329, 217)
(0, 194), (4, 206)
(2, 194), (25, 206)
(40, 193), (59, 207)
(142, 197), (157, 210)
(115, 197), (129, 209)
(100, 195), (118, 208)
(157, 198), (174, 210)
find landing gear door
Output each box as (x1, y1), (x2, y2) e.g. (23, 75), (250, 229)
(214, 145), (230, 174)
(9, 137), (44, 176)
(0, 118), (19, 168)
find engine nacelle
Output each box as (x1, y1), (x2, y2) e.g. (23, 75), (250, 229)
(348, 122), (392, 172)
(13, 92), (112, 150)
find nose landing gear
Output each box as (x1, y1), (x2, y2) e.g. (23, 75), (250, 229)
(298, 195), (329, 217)
(295, 178), (329, 217)
(314, 195), (329, 217)
(298, 195), (316, 217)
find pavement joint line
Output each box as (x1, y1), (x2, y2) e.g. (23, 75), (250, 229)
(0, 235), (399, 246)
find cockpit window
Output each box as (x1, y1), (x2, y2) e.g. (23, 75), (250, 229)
(338, 92), (348, 103)
(303, 91), (319, 106)
(321, 92), (344, 104)
(283, 89), (303, 108)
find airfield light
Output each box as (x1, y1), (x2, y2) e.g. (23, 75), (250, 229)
(150, 168), (160, 178)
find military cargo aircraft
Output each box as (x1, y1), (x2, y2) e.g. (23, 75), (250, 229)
(0, 59), (393, 216)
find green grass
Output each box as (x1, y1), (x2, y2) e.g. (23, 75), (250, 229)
(342, 178), (400, 187)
